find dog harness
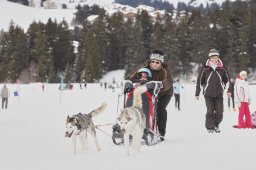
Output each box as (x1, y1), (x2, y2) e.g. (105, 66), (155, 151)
(76, 113), (91, 130)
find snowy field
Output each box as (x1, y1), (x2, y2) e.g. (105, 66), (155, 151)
(0, 72), (256, 170)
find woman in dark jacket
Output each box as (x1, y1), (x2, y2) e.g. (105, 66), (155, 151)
(195, 49), (231, 133)
(127, 50), (173, 141)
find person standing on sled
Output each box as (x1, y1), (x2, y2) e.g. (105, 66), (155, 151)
(127, 49), (173, 141)
(233, 71), (253, 129)
(195, 49), (231, 133)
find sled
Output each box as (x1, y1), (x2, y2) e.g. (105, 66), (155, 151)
(112, 80), (163, 146)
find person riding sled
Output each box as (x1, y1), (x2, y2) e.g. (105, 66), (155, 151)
(127, 49), (173, 141)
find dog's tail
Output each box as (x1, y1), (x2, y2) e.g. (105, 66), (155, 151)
(133, 85), (147, 108)
(88, 102), (107, 118)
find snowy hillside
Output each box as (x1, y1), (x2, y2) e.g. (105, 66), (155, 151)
(65, 0), (114, 7)
(0, 0), (76, 31)
(0, 70), (256, 170)
(163, 0), (236, 8)
(0, 0), (239, 31)
(36, 0), (114, 8)
(0, 0), (159, 31)
(100, 69), (125, 84)
(30, 0), (235, 9)
(140, 0), (237, 8)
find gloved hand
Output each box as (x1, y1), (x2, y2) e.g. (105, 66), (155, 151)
(124, 82), (133, 94)
(146, 82), (156, 91)
(248, 99), (251, 105)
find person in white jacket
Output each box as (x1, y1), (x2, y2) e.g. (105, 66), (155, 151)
(233, 71), (253, 128)
(173, 78), (183, 111)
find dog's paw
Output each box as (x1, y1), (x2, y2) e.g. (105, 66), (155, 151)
(101, 102), (107, 109)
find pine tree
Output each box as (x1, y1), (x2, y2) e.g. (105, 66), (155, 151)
(125, 17), (147, 77)
(108, 12), (127, 70)
(54, 20), (75, 81)
(247, 1), (256, 71)
(43, 19), (75, 82)
(164, 14), (179, 77)
(189, 9), (212, 64)
(227, 1), (249, 73)
(175, 11), (194, 76)
(152, 15), (165, 50)
(27, 21), (52, 82)
(44, 18), (58, 82)
(0, 23), (29, 82)
(136, 10), (153, 57)
(80, 17), (109, 82)
(75, 22), (89, 82)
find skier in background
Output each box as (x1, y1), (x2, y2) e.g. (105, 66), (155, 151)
(1, 84), (10, 109)
(173, 78), (183, 111)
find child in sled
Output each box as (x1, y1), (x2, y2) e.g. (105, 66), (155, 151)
(112, 67), (163, 145)
(233, 71), (253, 129)
(124, 67), (156, 130)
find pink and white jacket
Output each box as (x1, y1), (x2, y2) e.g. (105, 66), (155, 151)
(234, 75), (250, 104)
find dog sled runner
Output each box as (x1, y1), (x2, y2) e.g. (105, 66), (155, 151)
(112, 80), (163, 146)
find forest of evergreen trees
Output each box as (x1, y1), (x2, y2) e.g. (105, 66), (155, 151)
(1, 0), (256, 83)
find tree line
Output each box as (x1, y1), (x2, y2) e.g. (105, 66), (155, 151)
(0, 0), (256, 83)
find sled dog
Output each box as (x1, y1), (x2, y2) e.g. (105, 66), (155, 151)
(118, 85), (147, 156)
(65, 102), (107, 154)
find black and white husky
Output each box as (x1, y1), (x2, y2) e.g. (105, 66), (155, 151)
(65, 102), (107, 154)
(118, 85), (147, 156)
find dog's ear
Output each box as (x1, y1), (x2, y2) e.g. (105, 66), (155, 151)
(67, 115), (70, 122)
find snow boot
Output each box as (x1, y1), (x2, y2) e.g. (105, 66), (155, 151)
(214, 126), (221, 133)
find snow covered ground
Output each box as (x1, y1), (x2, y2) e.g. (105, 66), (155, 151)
(0, 70), (256, 170)
(0, 0), (77, 31)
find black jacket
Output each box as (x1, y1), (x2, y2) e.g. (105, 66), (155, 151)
(228, 81), (235, 97)
(195, 60), (230, 97)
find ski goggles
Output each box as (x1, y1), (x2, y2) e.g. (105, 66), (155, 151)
(151, 60), (161, 65)
(139, 72), (149, 79)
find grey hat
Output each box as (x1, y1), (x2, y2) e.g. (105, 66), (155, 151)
(208, 49), (219, 57)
